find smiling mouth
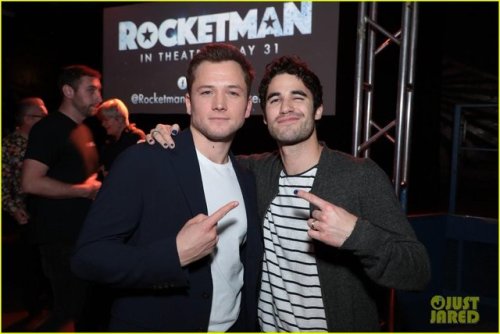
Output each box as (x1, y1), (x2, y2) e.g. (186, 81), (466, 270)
(276, 115), (301, 124)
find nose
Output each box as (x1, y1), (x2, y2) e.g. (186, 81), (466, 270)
(213, 92), (227, 112)
(95, 91), (103, 104)
(279, 97), (293, 114)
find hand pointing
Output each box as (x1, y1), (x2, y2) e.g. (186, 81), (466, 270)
(295, 190), (357, 248)
(176, 201), (238, 266)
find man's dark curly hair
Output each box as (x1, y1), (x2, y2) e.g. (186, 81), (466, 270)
(258, 55), (323, 112)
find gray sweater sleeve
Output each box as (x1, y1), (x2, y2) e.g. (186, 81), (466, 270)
(339, 158), (431, 290)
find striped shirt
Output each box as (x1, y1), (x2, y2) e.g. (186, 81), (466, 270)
(258, 166), (328, 332)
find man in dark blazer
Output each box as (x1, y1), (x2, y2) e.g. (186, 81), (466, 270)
(71, 43), (263, 331)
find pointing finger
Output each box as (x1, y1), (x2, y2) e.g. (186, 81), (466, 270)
(294, 189), (329, 210)
(206, 201), (239, 226)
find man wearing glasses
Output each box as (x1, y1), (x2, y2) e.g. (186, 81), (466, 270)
(2, 97), (48, 322)
(2, 97), (48, 225)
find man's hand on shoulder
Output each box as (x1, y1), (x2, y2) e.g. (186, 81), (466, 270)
(146, 124), (180, 149)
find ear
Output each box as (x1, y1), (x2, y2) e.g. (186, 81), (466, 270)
(244, 98), (252, 119)
(185, 93), (192, 115)
(62, 84), (74, 98)
(262, 108), (268, 125)
(314, 105), (324, 120)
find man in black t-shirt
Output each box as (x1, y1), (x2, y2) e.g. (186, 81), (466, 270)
(22, 65), (103, 331)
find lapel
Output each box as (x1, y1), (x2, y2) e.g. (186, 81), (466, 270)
(168, 129), (208, 217)
(311, 146), (329, 202)
(229, 153), (247, 205)
(230, 153), (254, 235)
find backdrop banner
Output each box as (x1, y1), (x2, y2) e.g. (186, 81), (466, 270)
(103, 2), (339, 115)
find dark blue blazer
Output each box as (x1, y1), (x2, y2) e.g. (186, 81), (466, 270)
(72, 129), (263, 331)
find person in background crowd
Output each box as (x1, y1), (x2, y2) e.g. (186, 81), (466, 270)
(21, 65), (103, 331)
(3, 97), (48, 225)
(95, 98), (145, 177)
(2, 97), (49, 324)
(148, 55), (431, 332)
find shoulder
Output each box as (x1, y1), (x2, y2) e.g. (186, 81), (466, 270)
(320, 147), (384, 178)
(118, 141), (169, 162)
(108, 142), (175, 182)
(117, 133), (198, 165)
(240, 151), (279, 162)
(236, 151), (280, 170)
(41, 112), (71, 126)
(320, 148), (357, 169)
(30, 112), (73, 137)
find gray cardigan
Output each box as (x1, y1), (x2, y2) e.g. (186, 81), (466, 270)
(238, 146), (431, 331)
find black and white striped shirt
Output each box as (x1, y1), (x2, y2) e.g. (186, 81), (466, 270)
(258, 166), (328, 332)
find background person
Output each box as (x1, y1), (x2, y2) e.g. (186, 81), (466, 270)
(3, 97), (48, 225)
(21, 65), (103, 331)
(95, 98), (145, 176)
(2, 97), (49, 324)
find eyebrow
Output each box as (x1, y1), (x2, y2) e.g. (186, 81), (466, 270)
(196, 84), (244, 90)
(291, 90), (307, 97)
(87, 84), (101, 90)
(266, 92), (280, 101)
(266, 90), (308, 101)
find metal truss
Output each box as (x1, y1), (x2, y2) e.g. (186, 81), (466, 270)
(352, 2), (419, 209)
(352, 3), (419, 332)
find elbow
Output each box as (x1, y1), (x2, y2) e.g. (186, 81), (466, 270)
(413, 246), (432, 290)
(71, 243), (119, 285)
(20, 174), (36, 195)
(411, 266), (432, 291)
(404, 253), (433, 291)
(418, 257), (432, 290)
(20, 177), (30, 195)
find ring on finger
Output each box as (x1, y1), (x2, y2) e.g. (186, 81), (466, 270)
(311, 219), (318, 231)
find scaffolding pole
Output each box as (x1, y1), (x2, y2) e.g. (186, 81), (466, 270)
(352, 2), (419, 331)
(353, 2), (418, 202)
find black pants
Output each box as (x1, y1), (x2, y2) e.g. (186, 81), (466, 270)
(39, 242), (89, 330)
(2, 214), (50, 315)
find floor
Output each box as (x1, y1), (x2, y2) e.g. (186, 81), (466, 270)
(2, 310), (75, 332)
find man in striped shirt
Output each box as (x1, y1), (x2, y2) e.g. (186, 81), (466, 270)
(149, 55), (431, 331)
(245, 56), (430, 331)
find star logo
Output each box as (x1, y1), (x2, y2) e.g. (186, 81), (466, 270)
(265, 17), (275, 29)
(142, 28), (153, 42)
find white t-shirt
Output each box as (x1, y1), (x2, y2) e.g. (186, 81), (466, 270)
(196, 150), (247, 332)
